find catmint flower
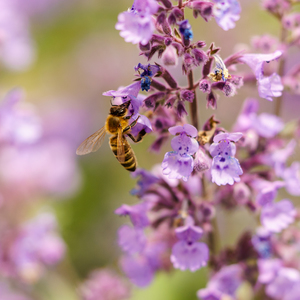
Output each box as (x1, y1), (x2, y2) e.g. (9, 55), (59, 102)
(283, 162), (300, 196)
(265, 268), (300, 300)
(171, 217), (209, 272)
(261, 200), (296, 233)
(252, 113), (284, 138)
(212, 0), (241, 31)
(0, 89), (42, 144)
(116, 0), (158, 45)
(194, 147), (211, 173)
(178, 20), (193, 41)
(197, 264), (243, 299)
(129, 114), (153, 137)
(239, 51), (283, 101)
(131, 168), (159, 197)
(80, 269), (131, 300)
(180, 90), (194, 103)
(209, 132), (243, 186)
(258, 73), (284, 101)
(257, 258), (282, 284)
(118, 225), (146, 254)
(115, 203), (149, 228)
(252, 179), (285, 207)
(191, 48), (208, 66)
(162, 124), (199, 181)
(135, 63), (160, 92)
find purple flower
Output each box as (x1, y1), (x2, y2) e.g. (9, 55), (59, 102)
(103, 82), (141, 115)
(115, 203), (149, 228)
(10, 212), (65, 282)
(258, 73), (284, 101)
(118, 225), (146, 254)
(80, 269), (130, 300)
(120, 255), (154, 287)
(115, 0), (158, 45)
(129, 114), (153, 137)
(251, 179), (285, 207)
(261, 200), (296, 233)
(187, 1), (214, 22)
(265, 268), (300, 300)
(130, 168), (159, 197)
(198, 264), (243, 299)
(212, 0), (241, 31)
(252, 113), (284, 138)
(283, 162), (300, 196)
(239, 51), (283, 101)
(180, 90), (195, 103)
(209, 132), (243, 186)
(239, 51), (282, 79)
(257, 258), (282, 284)
(162, 46), (178, 66)
(171, 218), (209, 272)
(0, 89), (42, 144)
(162, 124), (199, 181)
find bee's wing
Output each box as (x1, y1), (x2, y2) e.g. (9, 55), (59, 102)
(214, 54), (226, 71)
(117, 126), (126, 163)
(76, 126), (106, 155)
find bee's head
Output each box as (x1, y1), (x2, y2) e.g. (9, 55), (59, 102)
(110, 100), (131, 117)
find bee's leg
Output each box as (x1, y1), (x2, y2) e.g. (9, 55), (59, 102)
(122, 116), (141, 132)
(126, 130), (147, 143)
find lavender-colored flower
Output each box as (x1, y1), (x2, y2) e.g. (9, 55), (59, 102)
(171, 218), (209, 272)
(130, 168), (159, 197)
(103, 82), (141, 115)
(129, 114), (153, 137)
(180, 89), (194, 102)
(116, 0), (158, 45)
(212, 0), (241, 31)
(252, 113), (284, 138)
(187, 1), (214, 22)
(120, 255), (154, 287)
(162, 124), (199, 181)
(239, 51), (282, 79)
(80, 269), (130, 300)
(198, 264), (243, 299)
(283, 162), (300, 196)
(0, 89), (42, 144)
(261, 200), (296, 233)
(115, 203), (149, 228)
(258, 73), (284, 101)
(118, 225), (146, 254)
(10, 212), (65, 282)
(209, 132), (243, 186)
(239, 51), (283, 101)
(251, 179), (285, 207)
(199, 79), (212, 94)
(257, 258), (282, 284)
(265, 268), (300, 300)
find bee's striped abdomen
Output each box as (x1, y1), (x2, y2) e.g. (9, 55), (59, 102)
(109, 136), (137, 172)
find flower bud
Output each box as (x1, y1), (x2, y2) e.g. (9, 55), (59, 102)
(180, 89), (194, 102)
(194, 148), (211, 173)
(206, 91), (217, 109)
(191, 48), (208, 66)
(157, 12), (166, 24)
(144, 92), (166, 108)
(165, 95), (177, 108)
(196, 41), (206, 48)
(159, 0), (172, 9)
(139, 42), (151, 51)
(233, 182), (251, 205)
(176, 101), (188, 118)
(162, 46), (178, 66)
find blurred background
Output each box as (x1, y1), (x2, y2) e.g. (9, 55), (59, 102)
(0, 0), (299, 299)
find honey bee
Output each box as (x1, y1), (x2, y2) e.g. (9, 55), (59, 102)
(76, 101), (146, 172)
(209, 54), (231, 82)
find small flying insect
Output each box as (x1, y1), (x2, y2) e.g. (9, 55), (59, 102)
(76, 101), (146, 172)
(209, 54), (231, 82)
